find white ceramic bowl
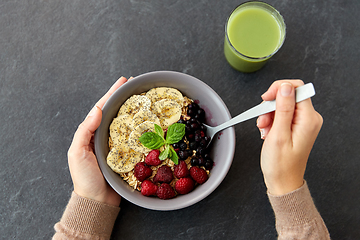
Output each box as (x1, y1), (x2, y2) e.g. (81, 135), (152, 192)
(94, 71), (235, 210)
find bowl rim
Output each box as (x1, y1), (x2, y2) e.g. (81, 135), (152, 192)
(94, 70), (236, 210)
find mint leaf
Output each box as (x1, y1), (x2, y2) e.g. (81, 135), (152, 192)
(169, 147), (178, 165)
(138, 123), (183, 164)
(139, 132), (165, 149)
(166, 123), (185, 144)
(159, 144), (170, 160)
(154, 124), (164, 139)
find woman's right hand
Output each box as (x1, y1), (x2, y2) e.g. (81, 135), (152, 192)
(256, 80), (323, 195)
(67, 77), (128, 206)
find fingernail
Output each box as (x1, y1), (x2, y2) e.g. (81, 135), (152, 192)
(280, 83), (292, 97)
(260, 128), (265, 139)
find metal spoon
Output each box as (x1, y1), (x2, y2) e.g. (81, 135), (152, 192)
(203, 83), (316, 145)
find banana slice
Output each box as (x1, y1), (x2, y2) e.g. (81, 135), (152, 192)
(118, 95), (151, 117)
(132, 109), (161, 129)
(152, 99), (182, 129)
(109, 114), (133, 146)
(128, 121), (156, 154)
(145, 87), (184, 107)
(107, 145), (143, 173)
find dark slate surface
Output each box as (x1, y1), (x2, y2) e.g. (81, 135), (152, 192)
(1, 0), (359, 239)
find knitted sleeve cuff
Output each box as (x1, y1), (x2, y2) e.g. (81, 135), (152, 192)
(56, 191), (120, 240)
(267, 181), (330, 239)
(267, 181), (320, 227)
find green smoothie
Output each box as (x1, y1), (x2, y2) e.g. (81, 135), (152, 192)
(224, 2), (285, 72)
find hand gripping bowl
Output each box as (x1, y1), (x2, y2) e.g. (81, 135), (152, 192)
(94, 71), (236, 211)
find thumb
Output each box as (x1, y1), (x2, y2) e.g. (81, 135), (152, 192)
(270, 82), (296, 139)
(71, 106), (103, 149)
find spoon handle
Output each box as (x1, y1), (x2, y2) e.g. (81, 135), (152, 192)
(212, 83), (316, 133)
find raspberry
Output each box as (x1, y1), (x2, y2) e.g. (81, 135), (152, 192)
(145, 149), (161, 166)
(174, 160), (189, 178)
(190, 166), (208, 184)
(156, 183), (176, 199)
(175, 178), (194, 194)
(154, 165), (173, 183)
(141, 180), (158, 196)
(134, 162), (152, 182)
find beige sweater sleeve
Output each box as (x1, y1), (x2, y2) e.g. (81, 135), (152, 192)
(267, 181), (330, 240)
(53, 192), (120, 240)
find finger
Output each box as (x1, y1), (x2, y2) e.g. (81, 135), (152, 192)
(259, 124), (272, 139)
(294, 97), (316, 115)
(256, 112), (273, 129)
(71, 106), (103, 150)
(261, 79), (304, 101)
(293, 99), (323, 142)
(270, 82), (296, 140)
(257, 113), (273, 139)
(69, 76), (128, 153)
(96, 76), (128, 109)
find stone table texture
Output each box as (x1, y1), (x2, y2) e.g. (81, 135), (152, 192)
(1, 0), (359, 239)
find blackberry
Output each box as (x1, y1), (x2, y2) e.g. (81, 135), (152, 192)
(194, 134), (202, 142)
(198, 157), (205, 166)
(194, 114), (201, 120)
(187, 133), (194, 140)
(189, 103), (199, 111)
(179, 141), (187, 150)
(199, 139), (207, 147)
(197, 108), (205, 118)
(189, 141), (198, 150)
(191, 157), (199, 166)
(205, 159), (214, 170)
(186, 149), (193, 157)
(178, 150), (189, 160)
(187, 108), (195, 117)
(194, 129), (202, 135)
(190, 122), (199, 131)
(196, 146), (207, 157)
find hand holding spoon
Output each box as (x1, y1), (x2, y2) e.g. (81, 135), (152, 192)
(203, 83), (316, 145)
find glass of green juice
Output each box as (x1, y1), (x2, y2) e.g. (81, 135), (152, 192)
(224, 1), (286, 73)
